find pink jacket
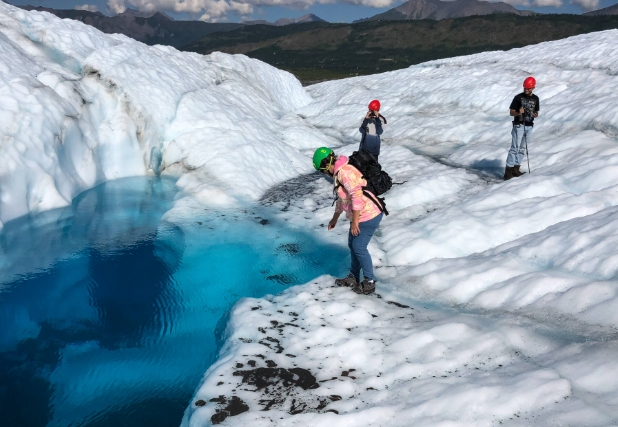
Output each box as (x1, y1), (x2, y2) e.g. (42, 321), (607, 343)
(333, 156), (382, 222)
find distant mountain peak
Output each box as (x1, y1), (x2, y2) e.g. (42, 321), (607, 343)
(243, 14), (327, 26)
(20, 4), (103, 16)
(356, 0), (534, 22)
(15, 4), (242, 49)
(275, 14), (327, 25)
(583, 2), (618, 16)
(117, 8), (174, 20)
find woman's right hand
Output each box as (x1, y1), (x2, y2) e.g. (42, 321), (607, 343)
(350, 220), (360, 236)
(328, 218), (338, 230)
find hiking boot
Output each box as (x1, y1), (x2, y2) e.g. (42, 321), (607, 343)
(503, 166), (513, 181)
(361, 279), (376, 295)
(512, 165), (525, 177)
(335, 273), (358, 287)
(352, 279), (376, 295)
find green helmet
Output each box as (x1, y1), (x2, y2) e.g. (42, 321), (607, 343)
(312, 147), (334, 171)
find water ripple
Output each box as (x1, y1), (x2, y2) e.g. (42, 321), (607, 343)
(0, 177), (348, 427)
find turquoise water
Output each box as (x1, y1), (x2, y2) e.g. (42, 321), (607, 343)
(0, 177), (348, 427)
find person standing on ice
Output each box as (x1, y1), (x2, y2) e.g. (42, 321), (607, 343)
(313, 147), (383, 295)
(359, 100), (386, 161)
(504, 77), (540, 180)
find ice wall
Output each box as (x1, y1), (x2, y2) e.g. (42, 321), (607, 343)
(0, 1), (322, 228)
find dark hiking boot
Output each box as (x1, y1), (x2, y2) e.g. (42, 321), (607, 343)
(503, 166), (513, 181)
(362, 279), (376, 295)
(512, 165), (526, 177)
(352, 279), (376, 295)
(335, 273), (358, 287)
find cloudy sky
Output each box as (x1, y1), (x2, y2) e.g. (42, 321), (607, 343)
(8, 0), (618, 23)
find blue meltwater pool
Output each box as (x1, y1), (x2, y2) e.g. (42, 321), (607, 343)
(0, 177), (348, 427)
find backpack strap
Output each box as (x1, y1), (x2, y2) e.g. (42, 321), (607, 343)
(362, 189), (389, 216)
(334, 167), (389, 216)
(345, 160), (366, 181)
(332, 172), (342, 207)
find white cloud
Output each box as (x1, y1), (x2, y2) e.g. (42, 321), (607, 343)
(75, 4), (100, 12)
(490, 0), (531, 6)
(487, 0), (565, 8)
(532, 0), (564, 7)
(107, 0), (398, 21)
(231, 1), (255, 14)
(196, 0), (254, 20)
(533, 0), (563, 6)
(570, 0), (599, 10)
(107, 0), (127, 14)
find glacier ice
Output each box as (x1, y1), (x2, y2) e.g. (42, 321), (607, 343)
(0, 1), (322, 228)
(3, 2), (618, 426)
(187, 29), (618, 427)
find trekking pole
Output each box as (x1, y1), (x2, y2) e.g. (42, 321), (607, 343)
(525, 135), (531, 174)
(523, 111), (531, 175)
(521, 108), (531, 174)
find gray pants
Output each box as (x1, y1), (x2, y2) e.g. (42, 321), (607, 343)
(506, 125), (533, 167)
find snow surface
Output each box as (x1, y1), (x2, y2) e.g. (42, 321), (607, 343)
(3, 2), (618, 426)
(0, 1), (324, 228)
(186, 30), (618, 427)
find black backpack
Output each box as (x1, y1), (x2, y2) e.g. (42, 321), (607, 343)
(337, 150), (392, 216)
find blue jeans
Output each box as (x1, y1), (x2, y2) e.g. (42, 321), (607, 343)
(506, 125), (533, 167)
(348, 213), (383, 281)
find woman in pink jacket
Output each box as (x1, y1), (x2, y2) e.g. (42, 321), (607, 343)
(313, 147), (383, 295)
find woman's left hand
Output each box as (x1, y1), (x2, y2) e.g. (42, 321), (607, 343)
(351, 221), (360, 236)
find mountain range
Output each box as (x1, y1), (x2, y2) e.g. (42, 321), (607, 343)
(183, 13), (618, 84)
(115, 8), (175, 20)
(16, 6), (329, 47)
(18, 5), (243, 47)
(15, 1), (618, 86)
(356, 0), (534, 22)
(584, 2), (618, 15)
(243, 14), (327, 26)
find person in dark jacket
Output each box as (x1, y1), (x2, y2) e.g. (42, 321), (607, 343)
(504, 77), (540, 180)
(359, 99), (387, 161)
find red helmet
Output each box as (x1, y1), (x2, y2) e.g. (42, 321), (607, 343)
(368, 99), (381, 111)
(523, 77), (536, 89)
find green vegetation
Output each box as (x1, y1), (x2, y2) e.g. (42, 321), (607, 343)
(281, 68), (357, 85)
(182, 14), (618, 84)
(186, 22), (336, 49)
